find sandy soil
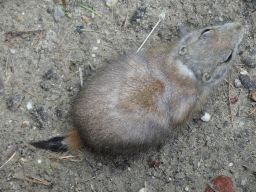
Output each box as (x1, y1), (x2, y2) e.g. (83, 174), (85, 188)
(0, 0), (256, 191)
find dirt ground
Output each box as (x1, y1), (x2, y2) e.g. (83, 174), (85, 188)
(0, 0), (256, 191)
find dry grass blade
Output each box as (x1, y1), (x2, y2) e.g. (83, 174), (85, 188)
(1, 144), (18, 162)
(228, 74), (234, 127)
(122, 12), (129, 29)
(14, 83), (35, 97)
(78, 3), (101, 17)
(249, 107), (256, 115)
(224, 78), (233, 87)
(136, 12), (165, 53)
(24, 175), (51, 186)
(81, 29), (104, 34)
(79, 67), (83, 87)
(66, 71), (79, 81)
(48, 154), (82, 162)
(0, 152), (16, 169)
(58, 31), (69, 48)
(5, 56), (8, 77)
(32, 32), (46, 47)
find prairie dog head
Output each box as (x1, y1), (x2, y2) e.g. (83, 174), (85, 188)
(173, 22), (244, 89)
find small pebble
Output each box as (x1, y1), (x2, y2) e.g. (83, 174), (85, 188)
(6, 93), (24, 111)
(251, 90), (256, 102)
(132, 7), (147, 22)
(16, 15), (24, 22)
(201, 112), (211, 122)
(40, 81), (50, 91)
(241, 57), (256, 68)
(91, 12), (95, 19)
(75, 26), (85, 34)
(205, 175), (235, 192)
(240, 70), (249, 75)
(91, 54), (96, 58)
(21, 121), (30, 128)
(37, 159), (42, 164)
(45, 70), (54, 79)
(54, 5), (65, 21)
(139, 188), (146, 192)
(239, 74), (256, 90)
(10, 49), (16, 54)
(26, 102), (33, 110)
(185, 187), (189, 191)
(229, 163), (233, 166)
(97, 39), (101, 44)
(83, 16), (91, 23)
(241, 178), (247, 186)
(234, 79), (242, 88)
(20, 158), (28, 163)
(67, 86), (73, 91)
(92, 47), (99, 51)
(106, 0), (118, 8)
(56, 108), (63, 120)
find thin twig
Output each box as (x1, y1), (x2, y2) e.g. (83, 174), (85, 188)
(1, 144), (18, 162)
(136, 12), (165, 53)
(15, 83), (36, 97)
(0, 152), (16, 169)
(58, 31), (69, 48)
(81, 29), (105, 34)
(78, 3), (101, 17)
(79, 67), (83, 87)
(32, 32), (46, 47)
(66, 71), (79, 81)
(23, 175), (51, 186)
(5, 56), (9, 77)
(228, 74), (234, 127)
(122, 12), (129, 29)
(249, 107), (256, 115)
(224, 78), (233, 87)
(48, 154), (82, 162)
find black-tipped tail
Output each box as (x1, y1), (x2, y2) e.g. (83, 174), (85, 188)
(30, 136), (68, 152)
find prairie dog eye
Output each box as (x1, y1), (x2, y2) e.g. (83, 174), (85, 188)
(224, 51), (233, 63)
(201, 29), (211, 35)
(202, 73), (212, 82)
(179, 46), (187, 55)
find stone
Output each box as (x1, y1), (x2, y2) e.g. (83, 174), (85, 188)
(201, 112), (211, 122)
(205, 175), (235, 192)
(234, 79), (242, 88)
(241, 57), (256, 68)
(54, 5), (65, 21)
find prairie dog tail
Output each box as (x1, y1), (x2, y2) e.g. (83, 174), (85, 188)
(30, 130), (83, 152)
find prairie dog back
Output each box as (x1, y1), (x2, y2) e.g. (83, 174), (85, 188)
(31, 23), (244, 154)
(71, 23), (244, 153)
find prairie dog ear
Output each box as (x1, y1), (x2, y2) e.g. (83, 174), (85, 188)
(177, 23), (188, 38)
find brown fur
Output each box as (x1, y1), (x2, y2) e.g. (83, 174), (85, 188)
(31, 23), (244, 154)
(66, 130), (83, 151)
(69, 23), (244, 154)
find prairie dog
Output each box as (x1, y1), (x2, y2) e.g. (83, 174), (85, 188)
(31, 23), (244, 154)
